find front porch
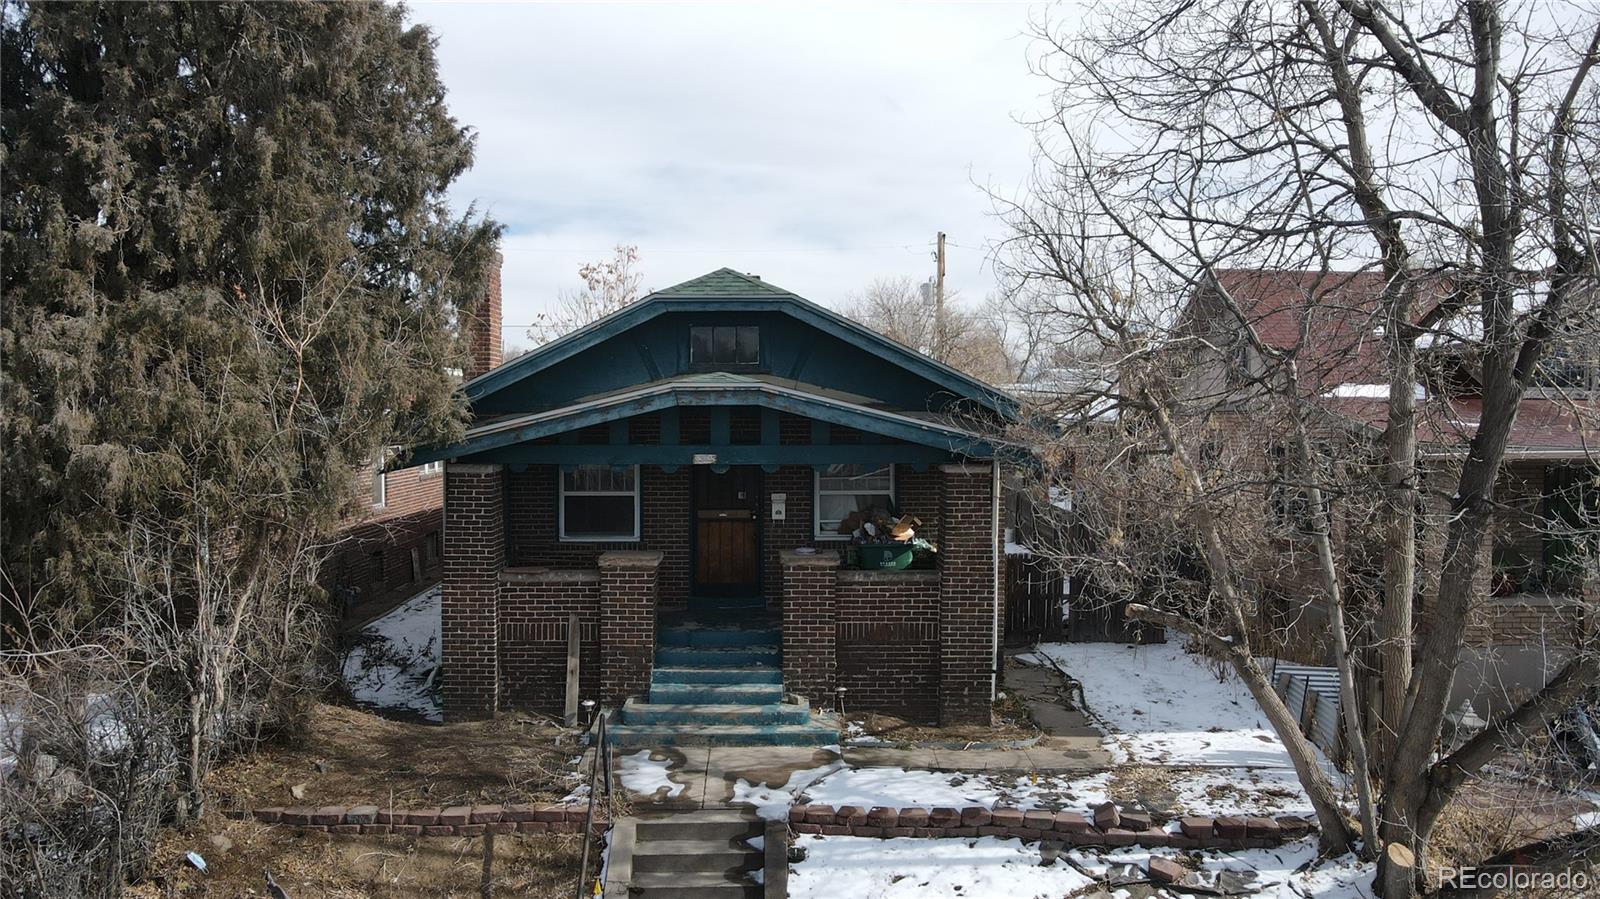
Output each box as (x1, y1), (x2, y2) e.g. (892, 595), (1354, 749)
(438, 419), (1002, 732)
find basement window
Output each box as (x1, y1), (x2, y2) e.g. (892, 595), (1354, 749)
(559, 464), (640, 541)
(690, 325), (759, 367)
(815, 464), (895, 539)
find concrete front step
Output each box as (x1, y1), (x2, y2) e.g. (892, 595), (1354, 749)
(610, 720), (839, 748)
(657, 626), (780, 648)
(652, 666), (783, 685)
(649, 682), (785, 705)
(655, 646), (779, 668)
(630, 838), (762, 875)
(623, 696), (811, 726)
(629, 871), (761, 898)
(635, 809), (763, 841)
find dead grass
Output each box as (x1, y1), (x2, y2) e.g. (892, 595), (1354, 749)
(128, 815), (588, 899)
(1428, 775), (1596, 877)
(847, 710), (1040, 745)
(208, 703), (582, 812)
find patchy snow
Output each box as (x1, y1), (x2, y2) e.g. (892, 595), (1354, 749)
(1029, 638), (1307, 767)
(1069, 838), (1374, 899)
(790, 834), (1369, 899)
(1162, 766), (1316, 817)
(801, 767), (1114, 812)
(341, 584), (441, 722)
(788, 834), (1095, 899)
(618, 750), (687, 800)
(733, 760), (845, 820)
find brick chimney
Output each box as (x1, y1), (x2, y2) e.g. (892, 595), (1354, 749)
(464, 250), (504, 380)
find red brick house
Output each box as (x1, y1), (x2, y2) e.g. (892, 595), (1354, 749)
(1183, 270), (1597, 709)
(411, 268), (1020, 739)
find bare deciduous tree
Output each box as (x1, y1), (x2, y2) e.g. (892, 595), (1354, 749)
(842, 277), (1021, 384)
(528, 245), (643, 345)
(995, 1), (1600, 892)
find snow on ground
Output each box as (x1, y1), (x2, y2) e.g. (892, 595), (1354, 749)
(618, 750), (687, 800)
(790, 835), (1373, 899)
(1069, 839), (1374, 899)
(795, 764), (1313, 818)
(788, 834), (1095, 899)
(800, 767), (1114, 812)
(733, 760), (845, 819)
(341, 584), (441, 722)
(1029, 637), (1304, 767)
(1165, 766), (1315, 817)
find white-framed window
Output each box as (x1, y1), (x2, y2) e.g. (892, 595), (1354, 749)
(815, 464), (895, 539)
(418, 460), (444, 478)
(559, 464), (641, 541)
(371, 464), (387, 508)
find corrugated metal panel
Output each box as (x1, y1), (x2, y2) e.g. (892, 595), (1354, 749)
(1313, 693), (1341, 759)
(1267, 662), (1344, 759)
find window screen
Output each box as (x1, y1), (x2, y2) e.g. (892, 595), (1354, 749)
(815, 464), (895, 537)
(690, 326), (759, 365)
(560, 465), (639, 540)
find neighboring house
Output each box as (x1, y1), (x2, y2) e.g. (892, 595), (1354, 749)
(323, 256), (505, 614)
(1182, 270), (1597, 711)
(412, 268), (1021, 733)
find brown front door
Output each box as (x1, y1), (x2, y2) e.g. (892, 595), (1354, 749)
(692, 466), (761, 595)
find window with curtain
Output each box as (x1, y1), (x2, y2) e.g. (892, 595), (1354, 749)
(814, 464), (894, 538)
(560, 464), (640, 541)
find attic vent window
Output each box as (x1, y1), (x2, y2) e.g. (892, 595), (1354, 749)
(691, 326), (759, 366)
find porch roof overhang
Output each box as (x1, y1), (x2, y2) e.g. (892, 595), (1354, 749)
(408, 373), (999, 469)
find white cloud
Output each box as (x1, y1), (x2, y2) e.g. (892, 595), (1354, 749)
(408, 0), (1051, 350)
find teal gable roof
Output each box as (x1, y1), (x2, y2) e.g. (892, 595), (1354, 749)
(463, 268), (1019, 420)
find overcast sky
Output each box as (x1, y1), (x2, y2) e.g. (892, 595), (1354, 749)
(408, 1), (1053, 352)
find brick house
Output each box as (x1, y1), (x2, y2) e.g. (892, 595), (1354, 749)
(322, 256), (506, 613)
(1183, 270), (1597, 710)
(411, 268), (1021, 736)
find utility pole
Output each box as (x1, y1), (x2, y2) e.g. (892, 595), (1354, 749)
(934, 231), (946, 362)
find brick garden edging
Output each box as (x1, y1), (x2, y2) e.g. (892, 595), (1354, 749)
(785, 801), (1316, 851)
(248, 803), (606, 838)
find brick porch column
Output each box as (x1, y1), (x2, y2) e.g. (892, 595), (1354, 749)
(781, 549), (839, 704)
(442, 462), (505, 720)
(598, 550), (661, 706)
(938, 462), (1000, 726)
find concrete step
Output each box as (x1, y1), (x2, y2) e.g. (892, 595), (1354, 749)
(649, 682), (784, 705)
(630, 838), (762, 875)
(655, 646), (779, 668)
(635, 809), (763, 842)
(657, 626), (780, 648)
(651, 666), (783, 685)
(610, 719), (840, 749)
(622, 696), (810, 726)
(629, 871), (761, 898)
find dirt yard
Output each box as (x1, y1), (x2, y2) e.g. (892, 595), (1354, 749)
(130, 815), (589, 899)
(208, 703), (584, 812)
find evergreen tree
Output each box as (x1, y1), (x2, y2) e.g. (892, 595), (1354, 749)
(2, 0), (496, 631)
(0, 1), (499, 868)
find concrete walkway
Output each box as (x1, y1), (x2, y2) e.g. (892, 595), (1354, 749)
(609, 660), (1114, 810)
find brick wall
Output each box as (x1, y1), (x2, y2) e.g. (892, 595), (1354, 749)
(938, 463), (999, 726)
(463, 252), (503, 379)
(442, 463), (505, 720)
(598, 550), (661, 704)
(781, 550), (839, 703)
(837, 569), (941, 722)
(498, 569), (601, 714)
(763, 466), (815, 611)
(505, 465), (690, 610)
(327, 464), (445, 601)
